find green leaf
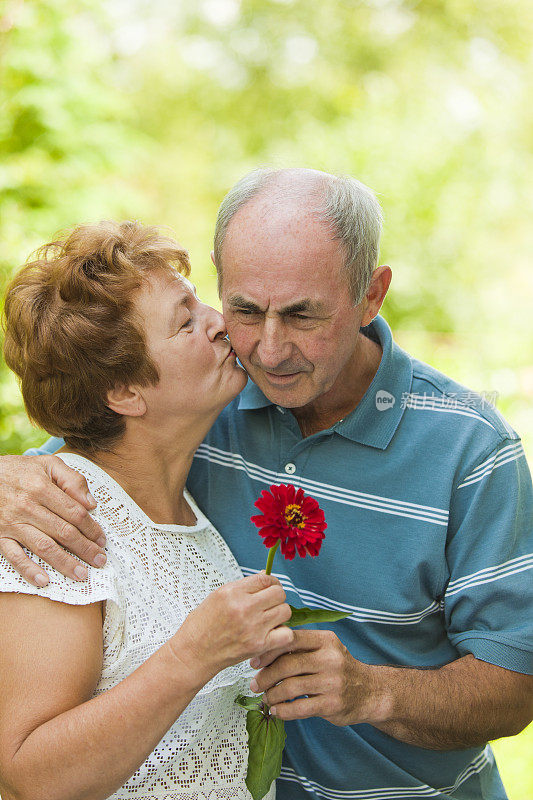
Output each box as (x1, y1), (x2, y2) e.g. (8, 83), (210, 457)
(286, 604), (351, 627)
(234, 693), (263, 712)
(244, 706), (286, 800)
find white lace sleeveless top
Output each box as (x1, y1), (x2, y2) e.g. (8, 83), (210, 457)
(0, 453), (274, 800)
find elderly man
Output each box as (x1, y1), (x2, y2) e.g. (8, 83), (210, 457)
(1, 168), (532, 799)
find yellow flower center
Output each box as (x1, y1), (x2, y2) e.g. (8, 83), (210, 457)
(284, 504), (306, 529)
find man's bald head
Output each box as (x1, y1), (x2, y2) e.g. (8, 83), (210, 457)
(213, 167), (383, 304)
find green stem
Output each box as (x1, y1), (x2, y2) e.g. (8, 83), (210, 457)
(265, 541), (280, 575)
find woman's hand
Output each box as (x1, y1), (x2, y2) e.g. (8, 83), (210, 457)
(0, 455), (106, 586)
(170, 572), (294, 686)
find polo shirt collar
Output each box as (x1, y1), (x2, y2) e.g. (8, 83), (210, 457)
(237, 315), (413, 450)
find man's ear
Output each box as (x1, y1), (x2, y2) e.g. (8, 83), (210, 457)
(360, 265), (392, 327)
(210, 250), (216, 266)
(106, 385), (147, 418)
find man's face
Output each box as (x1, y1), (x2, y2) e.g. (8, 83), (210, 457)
(220, 200), (368, 410)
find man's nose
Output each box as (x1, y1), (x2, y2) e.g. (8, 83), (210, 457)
(256, 318), (291, 368)
(203, 304), (227, 341)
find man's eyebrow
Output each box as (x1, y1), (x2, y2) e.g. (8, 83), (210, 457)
(227, 295), (326, 315)
(279, 299), (325, 315)
(227, 295), (262, 312)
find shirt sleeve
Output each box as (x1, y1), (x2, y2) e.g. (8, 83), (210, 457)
(24, 436), (65, 456)
(0, 520), (121, 608)
(444, 437), (533, 674)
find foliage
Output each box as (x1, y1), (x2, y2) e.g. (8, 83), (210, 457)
(1, 0), (532, 455)
(0, 0), (532, 791)
(492, 724), (533, 800)
(235, 694), (286, 800)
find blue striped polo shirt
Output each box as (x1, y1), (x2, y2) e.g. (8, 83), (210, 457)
(186, 315), (533, 800)
(30, 315), (533, 799)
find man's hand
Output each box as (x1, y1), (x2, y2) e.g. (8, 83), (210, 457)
(249, 629), (379, 726)
(250, 630), (533, 749)
(0, 455), (107, 587)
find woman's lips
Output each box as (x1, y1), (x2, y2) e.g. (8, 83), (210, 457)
(222, 347), (236, 363)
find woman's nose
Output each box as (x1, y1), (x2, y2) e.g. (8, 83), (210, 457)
(204, 304), (227, 340)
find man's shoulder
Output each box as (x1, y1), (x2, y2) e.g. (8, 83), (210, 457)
(406, 356), (518, 444)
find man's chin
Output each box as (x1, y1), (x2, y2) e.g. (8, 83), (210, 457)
(252, 369), (314, 408)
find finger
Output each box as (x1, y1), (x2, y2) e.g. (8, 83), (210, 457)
(0, 537), (50, 587)
(44, 456), (97, 509)
(250, 629), (320, 669)
(252, 584), (288, 612)
(264, 676), (317, 708)
(270, 696), (322, 722)
(263, 601), (292, 628)
(250, 642), (293, 670)
(4, 526), (91, 582)
(11, 488), (106, 569)
(261, 623), (294, 654)
(241, 571), (279, 594)
(252, 650), (320, 693)
(38, 480), (106, 547)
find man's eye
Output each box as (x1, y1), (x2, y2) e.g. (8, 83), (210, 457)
(179, 318), (193, 331)
(290, 314), (316, 325)
(235, 308), (259, 316)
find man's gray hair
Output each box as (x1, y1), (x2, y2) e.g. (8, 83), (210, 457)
(213, 168), (383, 304)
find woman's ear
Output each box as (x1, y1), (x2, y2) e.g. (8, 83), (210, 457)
(106, 385), (147, 418)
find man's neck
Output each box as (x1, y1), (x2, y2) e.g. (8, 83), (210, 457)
(291, 332), (383, 438)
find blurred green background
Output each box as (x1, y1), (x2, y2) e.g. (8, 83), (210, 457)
(0, 0), (532, 794)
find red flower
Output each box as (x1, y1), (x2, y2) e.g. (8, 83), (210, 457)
(251, 484), (327, 561)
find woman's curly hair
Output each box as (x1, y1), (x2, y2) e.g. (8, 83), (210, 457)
(3, 220), (190, 452)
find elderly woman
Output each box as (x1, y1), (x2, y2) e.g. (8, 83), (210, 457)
(0, 221), (293, 800)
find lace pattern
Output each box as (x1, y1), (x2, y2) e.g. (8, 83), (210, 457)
(0, 452), (274, 800)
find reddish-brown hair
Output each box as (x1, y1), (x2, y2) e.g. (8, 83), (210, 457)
(2, 220), (190, 452)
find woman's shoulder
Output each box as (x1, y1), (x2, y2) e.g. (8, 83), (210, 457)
(55, 452), (115, 501)
(0, 549), (120, 608)
(55, 453), (139, 533)
(0, 453), (124, 608)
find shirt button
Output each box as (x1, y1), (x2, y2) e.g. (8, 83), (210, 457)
(276, 406), (285, 414)
(284, 463), (296, 475)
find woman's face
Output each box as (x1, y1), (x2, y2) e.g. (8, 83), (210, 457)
(133, 269), (247, 422)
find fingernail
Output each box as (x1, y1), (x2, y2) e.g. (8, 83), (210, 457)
(250, 678), (259, 692)
(35, 573), (49, 587)
(93, 553), (106, 567)
(97, 535), (106, 548)
(249, 657), (260, 669)
(86, 492), (97, 507)
(269, 706), (277, 716)
(74, 565), (88, 580)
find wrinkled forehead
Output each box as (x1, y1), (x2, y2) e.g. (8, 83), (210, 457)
(222, 272), (353, 318)
(134, 269), (196, 319)
(177, 273), (196, 294)
(220, 249), (351, 313)
(142, 268), (195, 296)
